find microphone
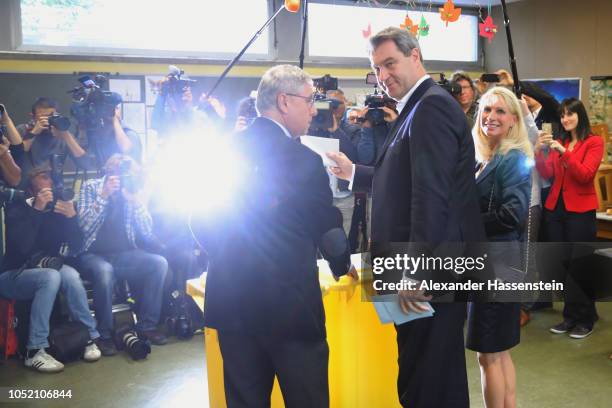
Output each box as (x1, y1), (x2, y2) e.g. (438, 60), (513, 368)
(284, 0), (300, 13)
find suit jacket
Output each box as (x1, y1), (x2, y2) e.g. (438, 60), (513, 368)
(353, 79), (485, 268)
(536, 134), (604, 213)
(476, 150), (532, 242)
(199, 117), (351, 340)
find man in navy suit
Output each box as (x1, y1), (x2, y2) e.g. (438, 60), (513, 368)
(329, 27), (485, 407)
(199, 65), (353, 408)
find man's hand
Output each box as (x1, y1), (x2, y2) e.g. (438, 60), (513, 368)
(326, 151), (354, 181)
(398, 285), (433, 314)
(101, 176), (121, 199)
(234, 116), (249, 132)
(327, 114), (339, 133)
(332, 264), (359, 282)
(54, 200), (76, 218)
(34, 188), (54, 211)
(31, 116), (49, 135)
(357, 107), (371, 128)
(381, 106), (398, 123)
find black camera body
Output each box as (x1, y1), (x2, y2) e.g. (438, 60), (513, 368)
(313, 74), (338, 93)
(362, 93), (396, 126)
(69, 75), (123, 130)
(48, 113), (71, 132)
(45, 154), (74, 211)
(118, 159), (143, 194)
(309, 74), (340, 133)
(437, 73), (462, 97)
(166, 291), (194, 340)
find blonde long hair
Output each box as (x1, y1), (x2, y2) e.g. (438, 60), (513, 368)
(473, 86), (533, 162)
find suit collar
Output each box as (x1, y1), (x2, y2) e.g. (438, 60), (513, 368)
(375, 78), (437, 166)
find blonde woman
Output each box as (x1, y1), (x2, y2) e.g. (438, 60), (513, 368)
(467, 87), (533, 408)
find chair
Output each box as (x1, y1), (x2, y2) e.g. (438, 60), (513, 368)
(591, 123), (610, 163)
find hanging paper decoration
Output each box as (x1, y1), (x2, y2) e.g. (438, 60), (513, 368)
(362, 23), (372, 39)
(400, 15), (419, 36)
(479, 15), (497, 43)
(418, 15), (430, 38)
(439, 0), (462, 27)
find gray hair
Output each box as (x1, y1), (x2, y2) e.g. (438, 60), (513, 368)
(369, 27), (423, 63)
(255, 65), (313, 114)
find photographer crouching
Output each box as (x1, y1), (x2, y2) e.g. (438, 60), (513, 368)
(75, 154), (168, 355)
(0, 167), (101, 372)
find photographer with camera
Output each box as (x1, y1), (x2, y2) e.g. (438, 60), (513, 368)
(13, 97), (88, 190)
(355, 99), (398, 165)
(75, 154), (168, 355)
(0, 103), (23, 186)
(451, 71), (479, 128)
(79, 105), (142, 168)
(0, 166), (102, 373)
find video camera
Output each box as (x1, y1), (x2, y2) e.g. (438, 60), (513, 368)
(161, 65), (197, 100)
(437, 73), (461, 97)
(360, 72), (396, 126)
(69, 75), (123, 130)
(309, 74), (340, 132)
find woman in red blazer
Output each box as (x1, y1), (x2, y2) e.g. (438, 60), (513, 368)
(535, 98), (604, 339)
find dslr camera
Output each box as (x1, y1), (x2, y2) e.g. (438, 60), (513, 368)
(118, 159), (143, 194)
(161, 65), (197, 100)
(69, 74), (123, 130)
(47, 113), (72, 132)
(45, 154), (75, 211)
(309, 74), (340, 132)
(0, 182), (26, 206)
(436, 73), (461, 97)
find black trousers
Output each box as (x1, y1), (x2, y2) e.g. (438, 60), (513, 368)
(217, 331), (329, 408)
(396, 303), (469, 408)
(544, 196), (598, 328)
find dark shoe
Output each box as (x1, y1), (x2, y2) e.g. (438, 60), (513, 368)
(138, 329), (168, 346)
(569, 326), (593, 339)
(520, 310), (531, 327)
(550, 321), (575, 334)
(95, 338), (118, 356)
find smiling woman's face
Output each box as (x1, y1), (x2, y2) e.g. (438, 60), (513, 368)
(480, 95), (517, 143)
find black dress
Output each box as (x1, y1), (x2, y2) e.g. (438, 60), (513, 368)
(466, 150), (531, 353)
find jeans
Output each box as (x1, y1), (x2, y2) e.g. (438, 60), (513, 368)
(77, 249), (168, 339)
(0, 265), (100, 351)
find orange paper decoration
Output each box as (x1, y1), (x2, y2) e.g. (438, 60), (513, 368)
(400, 15), (419, 36)
(439, 0), (462, 27)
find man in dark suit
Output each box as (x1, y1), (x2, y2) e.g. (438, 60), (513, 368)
(198, 64), (353, 408)
(328, 27), (485, 407)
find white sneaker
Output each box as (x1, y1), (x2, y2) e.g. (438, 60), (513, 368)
(83, 342), (102, 362)
(24, 349), (64, 373)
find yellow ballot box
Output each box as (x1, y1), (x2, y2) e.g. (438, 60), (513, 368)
(187, 254), (402, 408)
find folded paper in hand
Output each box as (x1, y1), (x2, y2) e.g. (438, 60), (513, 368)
(372, 294), (434, 325)
(301, 136), (339, 167)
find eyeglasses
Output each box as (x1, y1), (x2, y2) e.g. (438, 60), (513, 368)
(285, 93), (316, 106)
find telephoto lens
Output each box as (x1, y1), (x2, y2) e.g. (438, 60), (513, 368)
(115, 325), (151, 360)
(48, 114), (72, 131)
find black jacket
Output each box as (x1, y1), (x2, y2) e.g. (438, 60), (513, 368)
(198, 117), (351, 340)
(1, 201), (83, 272)
(353, 78), (486, 283)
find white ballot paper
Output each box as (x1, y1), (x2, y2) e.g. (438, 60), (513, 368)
(301, 136), (339, 167)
